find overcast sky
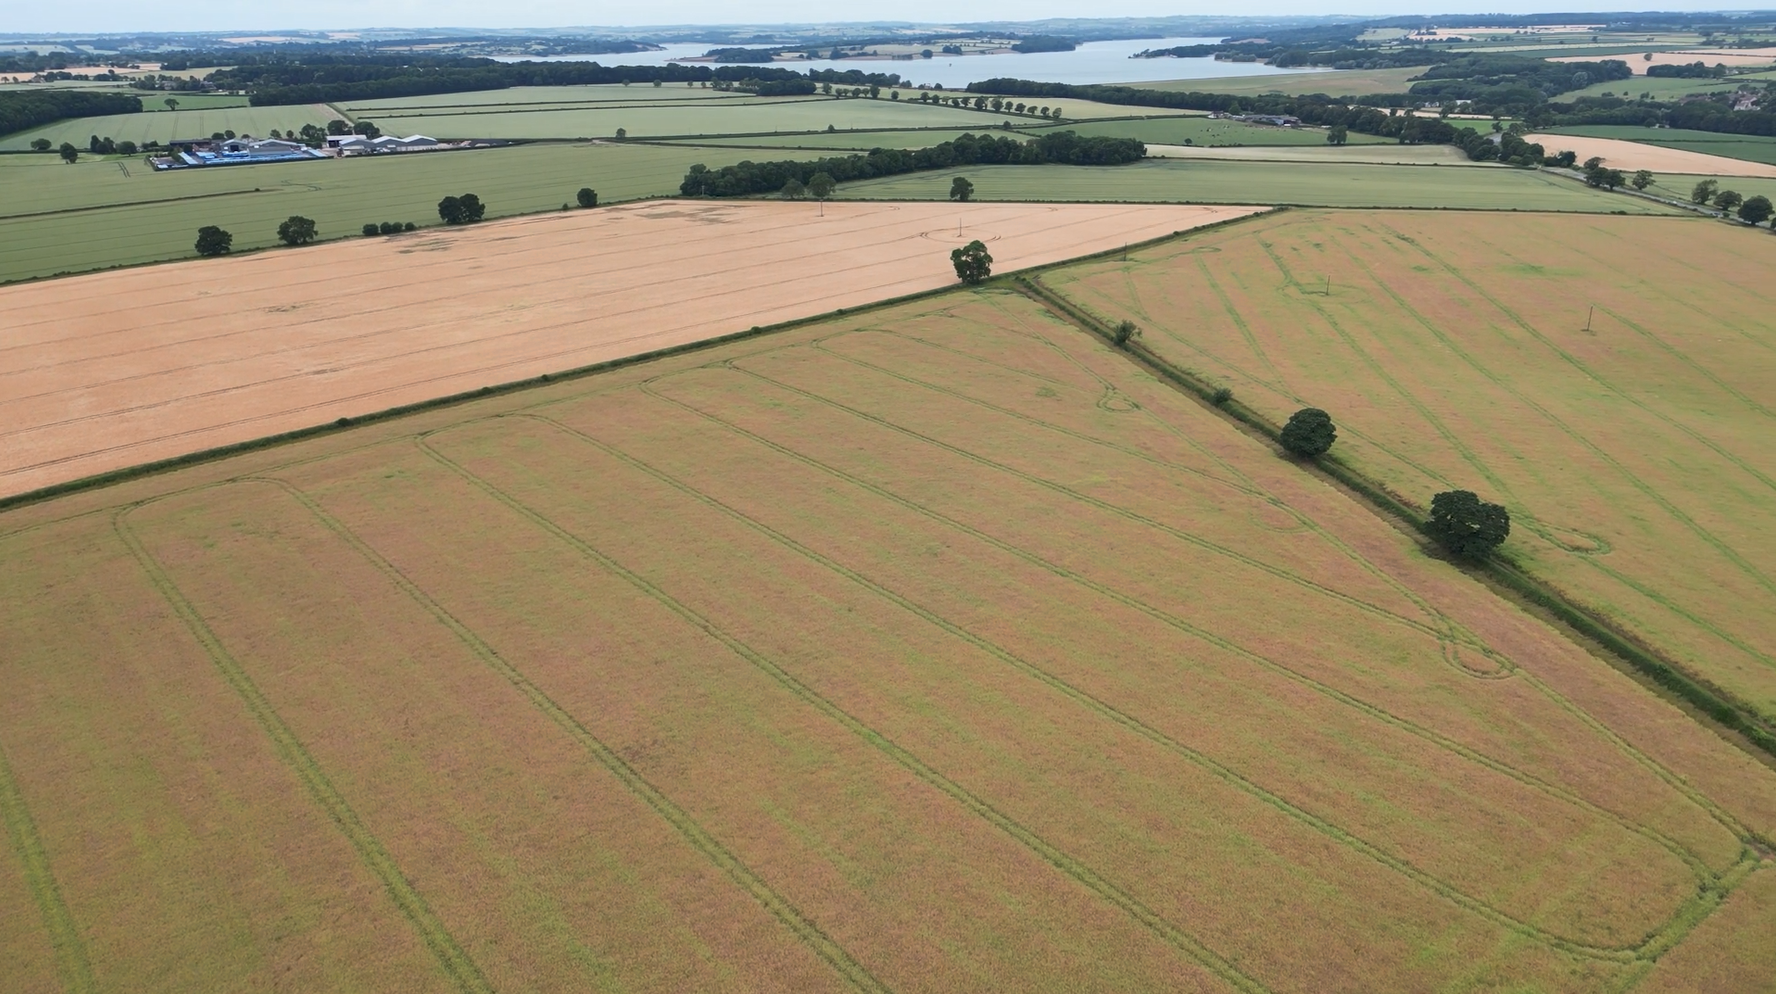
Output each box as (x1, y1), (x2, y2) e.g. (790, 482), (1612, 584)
(11, 1), (1746, 34)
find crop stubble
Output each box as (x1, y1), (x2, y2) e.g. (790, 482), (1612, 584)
(0, 199), (1257, 498)
(1, 235), (1773, 991)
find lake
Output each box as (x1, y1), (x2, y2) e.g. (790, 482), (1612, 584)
(501, 37), (1316, 90)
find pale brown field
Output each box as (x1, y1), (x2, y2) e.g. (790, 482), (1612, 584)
(1549, 49), (1776, 73)
(1526, 133), (1776, 177)
(3, 273), (1773, 992)
(0, 199), (1259, 498)
(1044, 209), (1776, 730)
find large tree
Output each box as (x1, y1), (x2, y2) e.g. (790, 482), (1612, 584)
(576, 187), (598, 208)
(1426, 490), (1511, 559)
(438, 194), (487, 225)
(58, 142), (78, 164)
(194, 226), (233, 257)
(1279, 408), (1336, 457)
(780, 176), (805, 200)
(950, 239), (992, 284)
(1739, 194), (1774, 226)
(1327, 125), (1348, 145)
(1631, 169), (1654, 191)
(806, 172), (836, 201)
(1691, 178), (1719, 204)
(1714, 189), (1744, 213)
(277, 215), (318, 246)
(949, 175), (974, 202)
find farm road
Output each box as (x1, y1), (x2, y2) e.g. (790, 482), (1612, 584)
(0, 200), (1260, 497)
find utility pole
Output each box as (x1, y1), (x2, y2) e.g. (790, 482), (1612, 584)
(1585, 305), (1594, 333)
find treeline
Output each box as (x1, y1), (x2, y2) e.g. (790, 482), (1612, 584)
(968, 79), (1465, 143)
(0, 90), (141, 138)
(1407, 55), (1632, 110)
(1534, 91), (1776, 136)
(224, 57), (823, 105)
(1010, 36), (1077, 53)
(679, 130), (1144, 198)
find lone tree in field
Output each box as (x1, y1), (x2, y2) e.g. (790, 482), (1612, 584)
(576, 187), (598, 208)
(1426, 490), (1511, 559)
(1112, 320), (1140, 347)
(164, 97), (179, 111)
(277, 215), (318, 246)
(58, 142), (78, 164)
(438, 194), (487, 225)
(950, 239), (992, 285)
(194, 226), (233, 257)
(1692, 178), (1719, 205)
(1631, 169), (1654, 191)
(30, 138), (50, 151)
(1279, 407), (1336, 458)
(1327, 125), (1348, 145)
(1739, 194), (1774, 226)
(806, 171), (836, 202)
(949, 176), (974, 202)
(781, 176), (805, 200)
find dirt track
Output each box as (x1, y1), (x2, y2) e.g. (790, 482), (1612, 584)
(1527, 133), (1776, 178)
(0, 200), (1261, 497)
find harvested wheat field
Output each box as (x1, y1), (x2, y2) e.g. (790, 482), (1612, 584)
(1525, 133), (1776, 178)
(4, 276), (1774, 993)
(0, 199), (1258, 498)
(1043, 209), (1776, 729)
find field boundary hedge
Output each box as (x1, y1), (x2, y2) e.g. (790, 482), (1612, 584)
(1016, 265), (1776, 763)
(0, 212), (1256, 515)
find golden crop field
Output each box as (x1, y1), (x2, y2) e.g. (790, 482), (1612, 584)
(1041, 209), (1776, 731)
(3, 278), (1773, 993)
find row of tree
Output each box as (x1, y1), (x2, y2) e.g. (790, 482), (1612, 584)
(1691, 179), (1775, 224)
(0, 90), (140, 139)
(679, 131), (1145, 198)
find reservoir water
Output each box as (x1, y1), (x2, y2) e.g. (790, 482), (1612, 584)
(502, 37), (1316, 90)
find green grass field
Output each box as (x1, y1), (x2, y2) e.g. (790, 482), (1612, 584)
(0, 142), (815, 283)
(1544, 125), (1776, 166)
(660, 116), (1378, 152)
(1645, 172), (1776, 205)
(1133, 67), (1425, 97)
(345, 96), (1005, 140)
(1018, 117), (1389, 145)
(836, 159), (1685, 212)
(0, 103), (335, 150)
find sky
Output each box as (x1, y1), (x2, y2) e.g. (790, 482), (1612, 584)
(9, 1), (1756, 34)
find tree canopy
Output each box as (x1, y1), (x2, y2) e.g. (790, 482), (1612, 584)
(438, 194), (487, 225)
(950, 240), (992, 285)
(576, 187), (598, 208)
(194, 226), (233, 257)
(1426, 490), (1511, 559)
(277, 215), (318, 246)
(949, 176), (974, 202)
(1279, 408), (1337, 457)
(1739, 195), (1774, 226)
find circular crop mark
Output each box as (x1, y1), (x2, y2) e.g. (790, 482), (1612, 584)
(919, 230), (1002, 243)
(1443, 641), (1516, 679)
(1096, 389), (1139, 413)
(1535, 521), (1613, 556)
(1247, 500), (1310, 533)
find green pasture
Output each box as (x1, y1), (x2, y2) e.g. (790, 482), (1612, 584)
(143, 93), (252, 110)
(1134, 67), (1425, 97)
(1020, 117), (1388, 145)
(341, 83), (743, 112)
(835, 158), (1686, 212)
(345, 96), (1001, 140)
(0, 142), (813, 284)
(1543, 125), (1776, 166)
(0, 103), (335, 150)
(1644, 172), (1776, 206)
(660, 128), (1008, 151)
